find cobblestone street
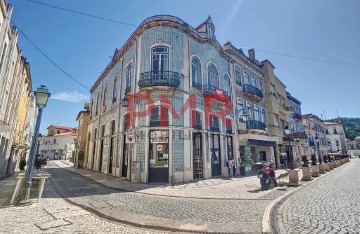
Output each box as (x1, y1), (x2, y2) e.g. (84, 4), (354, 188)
(275, 159), (360, 234)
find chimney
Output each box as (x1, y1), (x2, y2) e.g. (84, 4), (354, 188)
(248, 49), (255, 61)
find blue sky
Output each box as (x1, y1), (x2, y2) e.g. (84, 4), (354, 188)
(9, 0), (360, 133)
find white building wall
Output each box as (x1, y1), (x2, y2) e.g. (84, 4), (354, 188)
(39, 135), (76, 160)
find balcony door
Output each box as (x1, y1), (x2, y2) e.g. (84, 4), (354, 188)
(152, 46), (169, 77)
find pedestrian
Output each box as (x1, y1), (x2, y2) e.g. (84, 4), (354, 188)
(228, 158), (235, 178)
(19, 156), (26, 172)
(232, 159), (237, 177)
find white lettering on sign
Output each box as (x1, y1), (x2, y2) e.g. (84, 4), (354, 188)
(150, 138), (169, 143)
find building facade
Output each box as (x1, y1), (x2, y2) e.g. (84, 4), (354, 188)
(0, 0), (34, 178)
(262, 61), (293, 168)
(324, 120), (347, 154)
(75, 103), (90, 168)
(38, 125), (77, 160)
(286, 92), (307, 161)
(302, 114), (328, 161)
(224, 44), (277, 173)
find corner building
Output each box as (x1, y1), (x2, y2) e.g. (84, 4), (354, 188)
(87, 16), (236, 183)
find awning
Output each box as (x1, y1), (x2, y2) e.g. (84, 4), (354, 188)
(248, 139), (276, 147)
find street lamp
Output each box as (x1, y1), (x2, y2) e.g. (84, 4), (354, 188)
(284, 125), (294, 169)
(36, 133), (42, 156)
(22, 85), (50, 203)
(315, 134), (322, 164)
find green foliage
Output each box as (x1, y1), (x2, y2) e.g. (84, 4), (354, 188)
(328, 118), (360, 140)
(34, 155), (47, 169)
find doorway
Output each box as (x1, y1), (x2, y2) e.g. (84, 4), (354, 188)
(122, 137), (129, 177)
(210, 134), (221, 176)
(148, 130), (169, 183)
(193, 133), (203, 179)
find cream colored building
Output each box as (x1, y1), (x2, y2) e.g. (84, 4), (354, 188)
(0, 0), (34, 178)
(261, 60), (293, 168)
(324, 120), (347, 154)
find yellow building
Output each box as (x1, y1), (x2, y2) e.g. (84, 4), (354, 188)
(262, 60), (292, 168)
(75, 103), (90, 168)
(10, 58), (32, 172)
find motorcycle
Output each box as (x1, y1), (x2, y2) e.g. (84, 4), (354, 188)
(257, 166), (278, 190)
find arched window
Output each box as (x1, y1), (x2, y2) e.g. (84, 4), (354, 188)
(101, 125), (105, 138)
(191, 57), (202, 89)
(96, 92), (100, 115)
(113, 73), (118, 102)
(235, 67), (242, 86)
(110, 120), (116, 136)
(223, 74), (231, 96)
(102, 85), (107, 112)
(208, 64), (218, 88)
(226, 119), (232, 133)
(125, 65), (132, 93)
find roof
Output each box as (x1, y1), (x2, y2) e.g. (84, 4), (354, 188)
(43, 132), (77, 137)
(47, 125), (76, 131)
(324, 122), (340, 125)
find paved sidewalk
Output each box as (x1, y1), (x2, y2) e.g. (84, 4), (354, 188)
(54, 160), (295, 200)
(0, 175), (167, 234)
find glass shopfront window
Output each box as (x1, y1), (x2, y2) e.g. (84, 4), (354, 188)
(149, 130), (169, 168)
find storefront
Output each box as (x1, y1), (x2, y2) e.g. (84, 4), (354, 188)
(210, 134), (221, 176)
(148, 130), (169, 183)
(193, 132), (203, 179)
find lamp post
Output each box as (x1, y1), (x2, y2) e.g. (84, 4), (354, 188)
(284, 125), (294, 169)
(37, 133), (42, 156)
(22, 85), (50, 203)
(315, 134), (322, 164)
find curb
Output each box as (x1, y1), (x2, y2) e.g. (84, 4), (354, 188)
(261, 162), (349, 234)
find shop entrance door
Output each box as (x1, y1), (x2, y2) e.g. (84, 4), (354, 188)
(122, 137), (129, 177)
(210, 134), (221, 176)
(148, 132), (169, 183)
(193, 133), (203, 179)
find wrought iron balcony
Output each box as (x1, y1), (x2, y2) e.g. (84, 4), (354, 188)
(203, 85), (230, 97)
(246, 120), (266, 131)
(138, 71), (181, 88)
(292, 113), (302, 120)
(243, 84), (263, 99)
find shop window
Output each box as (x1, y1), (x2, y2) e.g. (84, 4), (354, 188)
(259, 151), (267, 161)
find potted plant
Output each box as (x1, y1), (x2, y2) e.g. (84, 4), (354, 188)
(34, 155), (47, 169)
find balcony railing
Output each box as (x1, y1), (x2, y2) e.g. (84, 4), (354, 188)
(243, 84), (264, 99)
(203, 85), (230, 97)
(138, 71), (181, 88)
(192, 82), (202, 90)
(246, 120), (266, 131)
(292, 113), (302, 120)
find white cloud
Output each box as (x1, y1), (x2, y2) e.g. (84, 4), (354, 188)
(51, 91), (89, 103)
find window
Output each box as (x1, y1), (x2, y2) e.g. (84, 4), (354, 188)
(237, 98), (244, 122)
(152, 46), (169, 74)
(192, 110), (202, 129)
(334, 128), (338, 134)
(125, 64), (132, 93)
(259, 151), (267, 161)
(208, 26), (214, 38)
(270, 84), (276, 94)
(226, 119), (232, 133)
(251, 75), (257, 87)
(258, 80), (263, 91)
(243, 71), (250, 84)
(123, 114), (129, 130)
(102, 85), (107, 112)
(57, 130), (60, 134)
(110, 120), (116, 135)
(101, 125), (105, 138)
(210, 115), (220, 131)
(261, 108), (267, 124)
(235, 67), (242, 86)
(223, 74), (231, 95)
(113, 74), (118, 102)
(208, 64), (218, 87)
(0, 43), (7, 73)
(96, 92), (100, 115)
(246, 102), (253, 120)
(150, 106), (169, 126)
(274, 114), (280, 126)
(254, 105), (259, 121)
(191, 57), (202, 89)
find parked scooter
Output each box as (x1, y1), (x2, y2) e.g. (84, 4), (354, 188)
(257, 163), (278, 190)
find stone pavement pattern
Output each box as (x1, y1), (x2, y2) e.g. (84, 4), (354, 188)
(275, 159), (360, 234)
(48, 161), (279, 233)
(0, 176), (167, 234)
